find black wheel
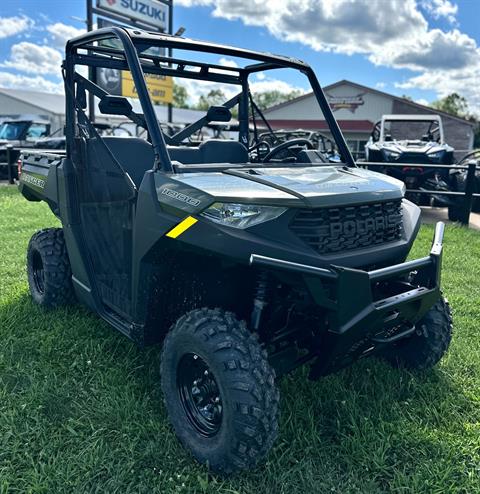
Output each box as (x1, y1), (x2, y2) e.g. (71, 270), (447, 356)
(160, 308), (279, 475)
(27, 228), (75, 308)
(448, 204), (463, 222)
(384, 297), (453, 370)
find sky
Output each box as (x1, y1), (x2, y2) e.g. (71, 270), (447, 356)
(0, 0), (479, 115)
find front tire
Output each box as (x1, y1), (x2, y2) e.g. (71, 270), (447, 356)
(27, 228), (75, 308)
(384, 297), (453, 370)
(160, 308), (279, 475)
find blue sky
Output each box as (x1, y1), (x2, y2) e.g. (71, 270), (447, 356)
(0, 0), (479, 113)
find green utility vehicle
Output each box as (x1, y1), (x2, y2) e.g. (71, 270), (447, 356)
(18, 28), (452, 474)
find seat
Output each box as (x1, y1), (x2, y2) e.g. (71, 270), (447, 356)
(199, 140), (248, 164)
(102, 137), (154, 187)
(167, 146), (202, 164)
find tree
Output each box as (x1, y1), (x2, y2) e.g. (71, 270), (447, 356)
(253, 89), (303, 111)
(173, 83), (189, 108)
(195, 89), (227, 111)
(431, 93), (469, 118)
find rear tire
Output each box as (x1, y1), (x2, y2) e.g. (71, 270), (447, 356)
(448, 204), (463, 222)
(27, 228), (75, 308)
(384, 297), (453, 370)
(160, 308), (279, 475)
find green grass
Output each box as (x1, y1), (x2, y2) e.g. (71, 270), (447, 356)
(1, 185), (480, 493)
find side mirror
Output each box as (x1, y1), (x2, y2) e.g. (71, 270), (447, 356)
(98, 95), (132, 116)
(206, 106), (231, 123)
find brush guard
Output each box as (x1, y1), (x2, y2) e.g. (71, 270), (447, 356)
(250, 222), (445, 377)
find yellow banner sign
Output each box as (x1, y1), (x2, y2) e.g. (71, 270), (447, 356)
(121, 71), (173, 105)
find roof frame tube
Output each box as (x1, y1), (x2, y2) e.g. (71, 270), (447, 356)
(67, 27), (173, 173)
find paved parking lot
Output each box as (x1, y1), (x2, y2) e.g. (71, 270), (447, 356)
(421, 206), (480, 231)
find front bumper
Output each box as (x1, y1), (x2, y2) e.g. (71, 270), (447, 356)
(250, 222), (445, 376)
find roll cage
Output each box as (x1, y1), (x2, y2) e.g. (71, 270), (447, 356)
(63, 27), (355, 173)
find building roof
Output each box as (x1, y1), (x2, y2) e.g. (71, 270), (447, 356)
(0, 87), (205, 124)
(262, 79), (475, 127)
(0, 88), (65, 115)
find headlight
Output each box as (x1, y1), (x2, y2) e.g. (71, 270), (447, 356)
(200, 202), (286, 229)
(383, 149), (401, 161)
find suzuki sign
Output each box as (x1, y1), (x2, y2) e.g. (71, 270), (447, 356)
(97, 0), (168, 31)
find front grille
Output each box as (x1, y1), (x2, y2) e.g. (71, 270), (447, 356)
(290, 200), (403, 254)
(397, 153), (428, 164)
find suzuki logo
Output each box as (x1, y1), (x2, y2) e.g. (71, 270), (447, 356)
(107, 0), (116, 4)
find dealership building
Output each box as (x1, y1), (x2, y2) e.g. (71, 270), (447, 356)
(262, 80), (476, 157)
(0, 87), (203, 133)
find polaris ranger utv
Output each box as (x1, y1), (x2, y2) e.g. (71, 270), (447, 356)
(365, 114), (456, 208)
(18, 28), (452, 475)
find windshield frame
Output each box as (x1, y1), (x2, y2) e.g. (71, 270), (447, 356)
(380, 116), (444, 144)
(65, 27), (355, 172)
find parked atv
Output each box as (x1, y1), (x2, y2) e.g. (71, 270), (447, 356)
(0, 119), (51, 179)
(18, 27), (452, 475)
(365, 114), (456, 207)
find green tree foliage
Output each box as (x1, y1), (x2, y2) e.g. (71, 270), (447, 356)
(195, 89), (227, 111)
(253, 89), (303, 110)
(173, 83), (189, 108)
(431, 93), (480, 148)
(431, 93), (469, 117)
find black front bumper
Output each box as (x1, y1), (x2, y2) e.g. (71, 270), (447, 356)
(250, 222), (445, 376)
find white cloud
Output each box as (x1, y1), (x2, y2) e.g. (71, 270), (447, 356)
(219, 57), (238, 68)
(415, 98), (430, 106)
(250, 78), (304, 95)
(396, 65), (480, 114)
(421, 0), (458, 24)
(46, 22), (85, 49)
(0, 16), (34, 39)
(1, 42), (63, 76)
(175, 0), (214, 5)
(0, 71), (63, 93)
(177, 0), (480, 115)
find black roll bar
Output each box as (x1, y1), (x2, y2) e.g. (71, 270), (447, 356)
(66, 27), (173, 173)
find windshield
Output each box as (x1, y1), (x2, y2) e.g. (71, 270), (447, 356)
(382, 119), (442, 143)
(0, 122), (28, 140)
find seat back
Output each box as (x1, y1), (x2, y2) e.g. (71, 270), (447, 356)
(102, 137), (154, 187)
(199, 139), (248, 164)
(167, 146), (202, 164)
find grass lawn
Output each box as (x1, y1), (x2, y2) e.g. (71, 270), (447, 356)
(1, 185), (479, 493)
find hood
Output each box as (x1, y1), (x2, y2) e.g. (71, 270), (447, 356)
(0, 139), (21, 149)
(171, 165), (405, 208)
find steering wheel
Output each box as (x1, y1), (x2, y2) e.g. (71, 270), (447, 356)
(263, 138), (315, 162)
(249, 140), (271, 162)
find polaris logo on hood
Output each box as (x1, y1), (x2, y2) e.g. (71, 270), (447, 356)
(97, 0), (168, 30)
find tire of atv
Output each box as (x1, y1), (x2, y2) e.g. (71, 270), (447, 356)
(384, 297), (452, 370)
(448, 204), (464, 222)
(160, 308), (279, 475)
(27, 228), (75, 308)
